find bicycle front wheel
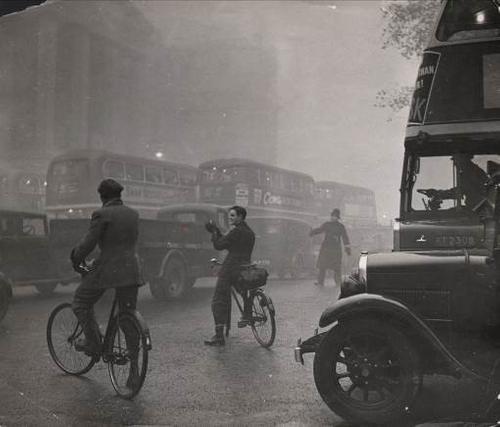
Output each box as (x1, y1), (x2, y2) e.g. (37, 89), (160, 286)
(107, 312), (149, 399)
(250, 290), (276, 348)
(46, 303), (96, 375)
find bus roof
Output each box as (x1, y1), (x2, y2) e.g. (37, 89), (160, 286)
(248, 215), (312, 225)
(198, 158), (314, 181)
(315, 181), (374, 195)
(157, 203), (228, 215)
(50, 149), (198, 172)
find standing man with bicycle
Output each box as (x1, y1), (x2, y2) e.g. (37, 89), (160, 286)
(204, 205), (255, 346)
(70, 178), (144, 388)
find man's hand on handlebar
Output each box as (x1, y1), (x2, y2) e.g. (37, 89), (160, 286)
(72, 259), (96, 276)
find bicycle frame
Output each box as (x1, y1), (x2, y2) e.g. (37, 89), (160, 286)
(100, 295), (119, 362)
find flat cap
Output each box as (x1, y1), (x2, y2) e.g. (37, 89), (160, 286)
(97, 178), (124, 197)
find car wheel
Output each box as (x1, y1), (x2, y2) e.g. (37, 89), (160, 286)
(162, 258), (188, 300)
(313, 318), (421, 425)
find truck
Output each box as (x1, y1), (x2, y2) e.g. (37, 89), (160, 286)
(50, 203), (228, 300)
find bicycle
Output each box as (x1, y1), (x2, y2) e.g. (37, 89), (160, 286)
(211, 258), (276, 348)
(46, 262), (152, 399)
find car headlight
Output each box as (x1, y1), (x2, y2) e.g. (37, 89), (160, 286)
(340, 252), (368, 299)
(358, 252), (368, 284)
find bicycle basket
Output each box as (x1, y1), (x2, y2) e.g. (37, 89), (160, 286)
(238, 266), (268, 290)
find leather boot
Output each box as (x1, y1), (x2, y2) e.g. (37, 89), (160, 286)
(204, 326), (225, 346)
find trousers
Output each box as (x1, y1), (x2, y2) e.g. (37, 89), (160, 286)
(211, 273), (252, 327)
(72, 285), (139, 350)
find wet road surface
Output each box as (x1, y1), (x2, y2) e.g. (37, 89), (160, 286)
(0, 277), (495, 426)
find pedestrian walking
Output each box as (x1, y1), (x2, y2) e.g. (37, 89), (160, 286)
(310, 208), (351, 287)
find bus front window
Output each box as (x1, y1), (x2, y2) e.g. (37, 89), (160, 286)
(411, 156), (458, 212)
(49, 160), (89, 194)
(410, 154), (498, 213)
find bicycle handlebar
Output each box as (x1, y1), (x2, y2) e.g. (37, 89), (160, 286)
(72, 260), (95, 276)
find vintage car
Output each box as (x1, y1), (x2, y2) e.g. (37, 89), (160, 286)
(295, 149), (500, 424)
(250, 216), (315, 279)
(0, 210), (76, 297)
(50, 203), (229, 301)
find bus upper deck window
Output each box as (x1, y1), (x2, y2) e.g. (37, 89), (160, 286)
(163, 168), (179, 185)
(179, 171), (197, 185)
(18, 176), (40, 194)
(126, 163), (144, 182)
(437, 0), (500, 41)
(145, 166), (162, 183)
(104, 160), (124, 179)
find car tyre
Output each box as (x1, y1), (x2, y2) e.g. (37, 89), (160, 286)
(162, 258), (188, 300)
(313, 317), (421, 425)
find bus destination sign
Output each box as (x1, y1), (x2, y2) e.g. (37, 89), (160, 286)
(408, 51), (440, 125)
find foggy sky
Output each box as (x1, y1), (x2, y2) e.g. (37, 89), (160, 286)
(135, 0), (419, 223)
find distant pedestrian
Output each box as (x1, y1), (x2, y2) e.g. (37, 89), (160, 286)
(310, 208), (351, 287)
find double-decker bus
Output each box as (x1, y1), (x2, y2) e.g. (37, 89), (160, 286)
(0, 166), (46, 213)
(397, 0), (500, 251)
(314, 181), (377, 227)
(313, 181), (392, 270)
(45, 149), (198, 219)
(198, 158), (317, 223)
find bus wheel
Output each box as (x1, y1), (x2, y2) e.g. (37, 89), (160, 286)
(162, 258), (188, 300)
(35, 283), (57, 296)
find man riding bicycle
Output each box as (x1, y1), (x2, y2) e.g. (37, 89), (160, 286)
(204, 205), (255, 346)
(70, 178), (144, 388)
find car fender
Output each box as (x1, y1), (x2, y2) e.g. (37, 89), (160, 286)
(319, 293), (464, 378)
(158, 249), (188, 278)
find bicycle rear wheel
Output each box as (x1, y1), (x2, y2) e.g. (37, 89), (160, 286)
(107, 312), (149, 399)
(46, 303), (96, 375)
(250, 290), (276, 348)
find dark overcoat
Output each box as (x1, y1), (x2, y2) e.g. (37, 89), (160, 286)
(310, 220), (350, 269)
(71, 198), (144, 289)
(212, 221), (255, 278)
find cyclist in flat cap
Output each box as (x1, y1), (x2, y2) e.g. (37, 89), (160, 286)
(70, 178), (144, 389)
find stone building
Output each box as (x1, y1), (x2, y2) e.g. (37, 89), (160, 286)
(0, 0), (279, 176)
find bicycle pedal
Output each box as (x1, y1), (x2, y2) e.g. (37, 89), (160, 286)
(237, 320), (251, 328)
